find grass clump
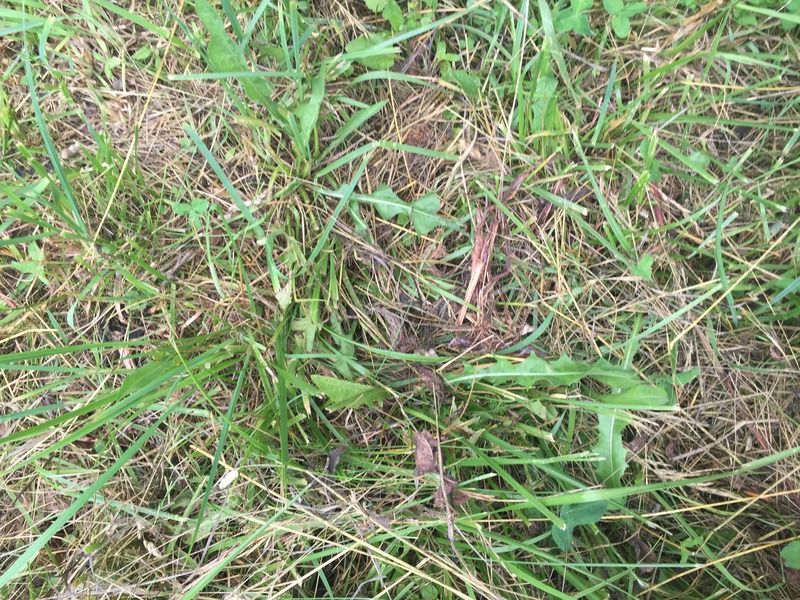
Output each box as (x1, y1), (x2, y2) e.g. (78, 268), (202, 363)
(1, 0), (799, 598)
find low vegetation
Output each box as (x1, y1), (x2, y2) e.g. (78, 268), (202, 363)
(1, 0), (799, 598)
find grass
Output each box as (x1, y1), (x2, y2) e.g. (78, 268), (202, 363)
(1, 0), (799, 598)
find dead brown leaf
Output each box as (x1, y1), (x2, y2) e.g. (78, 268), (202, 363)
(414, 430), (438, 475)
(786, 567), (800, 590)
(371, 305), (415, 352)
(627, 430), (650, 455)
(414, 430), (469, 510)
(0, 292), (17, 309)
(458, 164), (544, 325)
(324, 445), (345, 475)
(500, 165), (537, 203)
(417, 366), (444, 399)
(665, 438), (680, 462)
(434, 473), (468, 509)
(457, 207), (499, 325)
(666, 0), (723, 46)
(632, 535), (656, 574)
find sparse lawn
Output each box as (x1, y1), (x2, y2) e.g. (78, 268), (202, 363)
(1, 0), (799, 598)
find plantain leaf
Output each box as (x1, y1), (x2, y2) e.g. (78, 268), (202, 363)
(195, 0), (225, 34)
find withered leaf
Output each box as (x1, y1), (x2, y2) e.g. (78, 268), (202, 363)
(787, 566), (800, 590)
(632, 535), (656, 574)
(371, 305), (415, 352)
(324, 445), (345, 475)
(665, 438), (680, 462)
(434, 473), (468, 509)
(417, 366), (444, 399)
(414, 430), (469, 509)
(413, 430), (438, 475)
(500, 165), (536, 202)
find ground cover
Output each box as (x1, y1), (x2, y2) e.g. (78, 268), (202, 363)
(1, 1), (799, 598)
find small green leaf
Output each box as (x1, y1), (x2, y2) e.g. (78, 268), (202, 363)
(311, 375), (387, 411)
(597, 384), (671, 408)
(621, 2), (648, 17)
(196, 0), (274, 107)
(211, 35), (274, 105)
(28, 241), (44, 262)
(782, 0), (800, 29)
(686, 150), (711, 170)
(592, 410), (630, 488)
(292, 313), (319, 353)
(365, 0), (388, 11)
(293, 70), (327, 154)
(566, 500), (610, 526)
(275, 281), (292, 312)
(572, 14), (592, 35)
(345, 33), (397, 70)
(603, 0), (625, 14)
(366, 184), (408, 220)
(675, 367), (701, 386)
(555, 11), (576, 33)
(411, 193), (442, 235)
(131, 46), (152, 61)
(551, 501), (609, 550)
(169, 201), (192, 216)
(10, 261), (39, 275)
(551, 524), (573, 551)
(555, 0), (593, 35)
(356, 187), (443, 234)
(611, 14), (631, 37)
(104, 56), (122, 80)
(631, 253), (654, 280)
(781, 540), (800, 569)
(383, 0), (405, 29)
(419, 583), (439, 600)
(447, 70), (480, 100)
(191, 198), (210, 214)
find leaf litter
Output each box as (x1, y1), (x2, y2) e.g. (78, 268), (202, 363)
(413, 430), (467, 509)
